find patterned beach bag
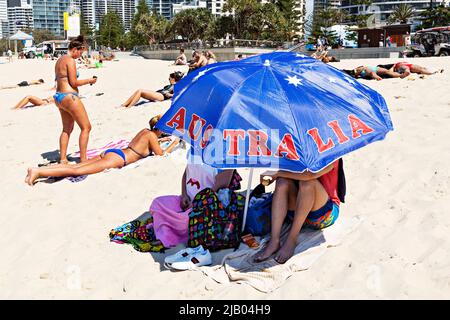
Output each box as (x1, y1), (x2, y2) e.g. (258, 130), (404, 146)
(188, 171), (244, 252)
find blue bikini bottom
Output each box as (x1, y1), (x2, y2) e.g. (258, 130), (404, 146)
(103, 148), (127, 166)
(53, 92), (79, 104)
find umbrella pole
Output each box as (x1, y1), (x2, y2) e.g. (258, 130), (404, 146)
(241, 168), (254, 233)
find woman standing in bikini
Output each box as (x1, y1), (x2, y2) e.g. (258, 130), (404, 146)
(25, 115), (180, 186)
(54, 35), (97, 163)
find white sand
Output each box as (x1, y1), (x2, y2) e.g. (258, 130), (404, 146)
(0, 53), (449, 299)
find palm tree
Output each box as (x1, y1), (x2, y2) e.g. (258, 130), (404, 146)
(388, 4), (415, 24)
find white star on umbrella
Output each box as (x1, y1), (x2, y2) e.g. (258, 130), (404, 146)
(328, 77), (337, 83)
(344, 76), (356, 84)
(193, 70), (208, 81)
(285, 75), (302, 87)
(296, 53), (308, 58)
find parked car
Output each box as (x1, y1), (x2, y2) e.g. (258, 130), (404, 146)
(404, 26), (450, 57)
(22, 46), (36, 59)
(35, 40), (70, 58)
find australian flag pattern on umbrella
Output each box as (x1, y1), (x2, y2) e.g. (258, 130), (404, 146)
(157, 52), (393, 172)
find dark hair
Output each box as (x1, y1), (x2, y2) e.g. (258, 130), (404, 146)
(69, 35), (86, 50)
(180, 48), (185, 53)
(342, 69), (356, 78)
(39, 79), (44, 83)
(237, 54), (243, 58)
(170, 71), (184, 82)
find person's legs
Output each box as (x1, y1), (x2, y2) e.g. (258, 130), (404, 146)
(60, 95), (91, 162)
(121, 90), (142, 107)
(410, 65), (434, 75)
(377, 68), (402, 78)
(254, 178), (297, 262)
(274, 179), (329, 264)
(25, 153), (122, 185)
(140, 90), (165, 102)
(13, 95), (36, 109)
(57, 107), (75, 164)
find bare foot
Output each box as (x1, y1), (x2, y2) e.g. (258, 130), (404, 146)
(59, 159), (69, 165)
(24, 168), (32, 184)
(26, 168), (40, 186)
(274, 237), (297, 264)
(253, 238), (280, 263)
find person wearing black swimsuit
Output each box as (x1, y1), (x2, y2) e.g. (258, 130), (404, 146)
(120, 71), (184, 108)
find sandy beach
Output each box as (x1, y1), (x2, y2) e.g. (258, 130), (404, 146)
(0, 53), (449, 299)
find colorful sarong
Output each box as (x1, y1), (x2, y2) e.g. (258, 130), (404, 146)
(109, 212), (165, 253)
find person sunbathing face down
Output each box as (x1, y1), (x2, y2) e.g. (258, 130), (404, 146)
(24, 115), (180, 186)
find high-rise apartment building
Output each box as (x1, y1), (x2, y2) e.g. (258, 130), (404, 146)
(206, 0), (226, 16)
(81, 0), (136, 31)
(172, 0), (206, 17)
(340, 0), (448, 26)
(0, 0), (6, 38)
(7, 3), (33, 36)
(32, 0), (80, 36)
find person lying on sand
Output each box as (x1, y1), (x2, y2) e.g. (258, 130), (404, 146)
(253, 160), (342, 264)
(1, 79), (45, 90)
(120, 71), (184, 108)
(343, 66), (402, 80)
(25, 115), (180, 186)
(12, 95), (55, 109)
(311, 50), (339, 63)
(388, 62), (444, 78)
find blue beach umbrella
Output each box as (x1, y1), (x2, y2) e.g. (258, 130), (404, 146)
(157, 51), (393, 229)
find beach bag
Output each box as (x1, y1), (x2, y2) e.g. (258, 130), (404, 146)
(188, 188), (244, 252)
(244, 192), (273, 236)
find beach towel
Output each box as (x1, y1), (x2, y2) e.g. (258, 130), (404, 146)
(58, 138), (181, 182)
(109, 212), (165, 253)
(195, 216), (361, 293)
(70, 139), (130, 159)
(150, 195), (191, 247)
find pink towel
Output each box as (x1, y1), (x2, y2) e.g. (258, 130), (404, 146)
(70, 139), (130, 159)
(150, 195), (191, 247)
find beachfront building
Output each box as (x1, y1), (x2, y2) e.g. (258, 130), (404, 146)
(206, 0), (226, 16)
(0, 0), (6, 38)
(313, 0), (341, 23)
(6, 3), (33, 37)
(32, 0), (80, 36)
(80, 0), (136, 31)
(172, 0), (206, 18)
(151, 0), (185, 19)
(340, 0), (449, 27)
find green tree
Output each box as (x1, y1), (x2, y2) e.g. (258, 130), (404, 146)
(23, 28), (58, 43)
(388, 4), (415, 24)
(129, 0), (150, 46)
(223, 0), (260, 39)
(260, 3), (290, 41)
(98, 11), (124, 48)
(205, 15), (234, 40)
(171, 8), (213, 42)
(274, 0), (301, 40)
(80, 12), (94, 37)
(135, 12), (171, 44)
(419, 4), (450, 29)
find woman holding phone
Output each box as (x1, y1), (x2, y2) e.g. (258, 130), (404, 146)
(53, 35), (97, 163)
